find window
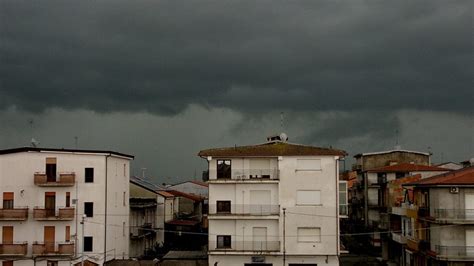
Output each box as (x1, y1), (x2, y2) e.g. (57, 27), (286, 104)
(297, 227), (321, 243)
(296, 159), (321, 171)
(216, 201), (231, 213)
(339, 181), (348, 216)
(47, 261), (58, 266)
(83, 236), (93, 252)
(84, 202), (93, 217)
(66, 192), (70, 207)
(123, 192), (126, 206)
(217, 160), (231, 179)
(217, 235), (231, 248)
(2, 261), (13, 266)
(46, 158), (57, 182)
(123, 222), (126, 236)
(296, 190), (321, 205)
(85, 168), (94, 183)
(123, 164), (126, 177)
(2, 192), (14, 209)
(396, 172), (406, 179)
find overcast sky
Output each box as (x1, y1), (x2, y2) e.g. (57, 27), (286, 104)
(0, 0), (472, 183)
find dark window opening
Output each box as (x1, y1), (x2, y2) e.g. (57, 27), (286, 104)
(85, 168), (94, 183)
(46, 163), (57, 182)
(217, 160), (231, 179)
(217, 235), (231, 248)
(66, 192), (71, 208)
(84, 202), (93, 217)
(396, 172), (406, 179)
(83, 236), (93, 252)
(47, 261), (58, 266)
(216, 201), (231, 213)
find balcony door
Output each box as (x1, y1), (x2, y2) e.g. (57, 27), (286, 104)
(46, 158), (57, 182)
(252, 227), (267, 250)
(45, 192), (56, 217)
(44, 226), (55, 253)
(465, 194), (474, 220)
(2, 226), (13, 244)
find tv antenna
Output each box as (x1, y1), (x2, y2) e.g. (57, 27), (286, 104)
(280, 112), (285, 131)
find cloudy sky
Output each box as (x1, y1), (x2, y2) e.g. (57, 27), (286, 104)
(0, 0), (472, 183)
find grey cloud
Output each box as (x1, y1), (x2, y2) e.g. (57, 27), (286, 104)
(0, 0), (472, 115)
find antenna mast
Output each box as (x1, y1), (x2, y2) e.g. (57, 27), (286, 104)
(280, 112), (284, 131)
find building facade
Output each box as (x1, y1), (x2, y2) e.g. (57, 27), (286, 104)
(199, 135), (346, 266)
(0, 147), (133, 266)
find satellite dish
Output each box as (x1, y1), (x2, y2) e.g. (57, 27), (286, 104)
(279, 133), (288, 142)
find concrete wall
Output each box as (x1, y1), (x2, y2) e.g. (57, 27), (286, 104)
(358, 151), (429, 170)
(208, 254), (339, 266)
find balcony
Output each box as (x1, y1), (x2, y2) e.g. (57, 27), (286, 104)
(33, 207), (75, 221)
(208, 204), (280, 217)
(0, 207), (28, 221)
(435, 245), (474, 261)
(32, 242), (75, 256)
(0, 242), (28, 256)
(130, 223), (156, 239)
(406, 238), (419, 252)
(391, 232), (407, 244)
(34, 172), (75, 186)
(391, 206), (407, 216)
(433, 209), (474, 224)
(209, 241), (280, 252)
(209, 169), (279, 183)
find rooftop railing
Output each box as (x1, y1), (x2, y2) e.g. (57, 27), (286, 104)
(211, 169), (279, 181)
(208, 204), (280, 216)
(209, 241), (280, 252)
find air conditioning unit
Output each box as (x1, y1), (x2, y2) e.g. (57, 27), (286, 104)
(449, 187), (459, 194)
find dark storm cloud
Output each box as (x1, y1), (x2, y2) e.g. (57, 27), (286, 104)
(0, 0), (472, 115)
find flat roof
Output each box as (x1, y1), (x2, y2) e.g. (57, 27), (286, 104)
(354, 149), (430, 158)
(0, 147), (134, 159)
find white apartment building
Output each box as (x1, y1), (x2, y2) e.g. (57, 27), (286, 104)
(0, 147), (133, 266)
(199, 135), (346, 266)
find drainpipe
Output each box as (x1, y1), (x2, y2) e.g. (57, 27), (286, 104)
(104, 154), (111, 264)
(283, 207), (286, 266)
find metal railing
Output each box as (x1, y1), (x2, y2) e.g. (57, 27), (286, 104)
(434, 209), (474, 221)
(211, 169), (279, 181)
(32, 241), (75, 256)
(209, 241), (280, 252)
(208, 204), (280, 216)
(0, 207), (28, 220)
(33, 207), (75, 220)
(436, 245), (474, 260)
(34, 172), (75, 186)
(0, 242), (28, 256)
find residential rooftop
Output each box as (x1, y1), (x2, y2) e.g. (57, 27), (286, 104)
(367, 163), (449, 173)
(0, 146), (134, 159)
(198, 141), (346, 157)
(404, 166), (474, 187)
(354, 149), (430, 158)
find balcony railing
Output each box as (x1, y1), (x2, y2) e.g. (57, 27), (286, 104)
(34, 172), (75, 186)
(208, 204), (280, 216)
(0, 242), (28, 256)
(434, 209), (474, 222)
(32, 242), (75, 256)
(391, 233), (407, 244)
(209, 241), (280, 252)
(33, 207), (75, 221)
(436, 245), (474, 260)
(210, 169), (279, 181)
(406, 238), (419, 251)
(0, 207), (28, 221)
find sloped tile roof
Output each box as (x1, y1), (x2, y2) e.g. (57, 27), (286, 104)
(367, 163), (449, 173)
(166, 190), (205, 202)
(404, 166), (474, 187)
(198, 141), (346, 157)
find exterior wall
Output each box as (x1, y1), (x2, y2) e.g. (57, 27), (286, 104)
(208, 254), (339, 266)
(359, 152), (430, 170)
(167, 183), (208, 198)
(429, 188), (474, 217)
(0, 150), (131, 265)
(207, 154), (340, 265)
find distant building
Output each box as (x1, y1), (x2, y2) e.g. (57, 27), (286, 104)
(0, 147), (133, 266)
(129, 176), (168, 258)
(392, 166), (474, 266)
(167, 181), (208, 198)
(199, 134), (346, 266)
(435, 162), (463, 170)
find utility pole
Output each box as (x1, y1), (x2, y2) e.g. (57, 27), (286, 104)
(80, 214), (86, 266)
(283, 207), (286, 266)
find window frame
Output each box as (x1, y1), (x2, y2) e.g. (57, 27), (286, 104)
(84, 202), (94, 217)
(216, 235), (231, 249)
(83, 236), (93, 252)
(216, 159), (232, 179)
(85, 168), (94, 183)
(216, 200), (231, 213)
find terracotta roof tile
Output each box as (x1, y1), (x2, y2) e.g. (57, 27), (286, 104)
(198, 142), (346, 157)
(404, 166), (474, 186)
(157, 191), (175, 198)
(367, 163), (449, 173)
